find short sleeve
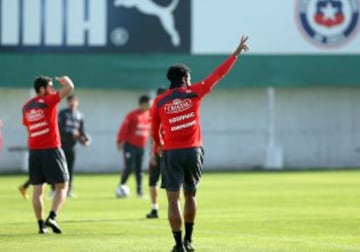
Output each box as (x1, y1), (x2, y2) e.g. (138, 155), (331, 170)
(45, 92), (61, 107)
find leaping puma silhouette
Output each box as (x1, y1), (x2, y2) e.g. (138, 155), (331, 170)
(114, 0), (181, 47)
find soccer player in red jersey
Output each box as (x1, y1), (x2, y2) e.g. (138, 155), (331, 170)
(116, 95), (152, 197)
(22, 76), (74, 234)
(151, 36), (249, 252)
(146, 87), (167, 219)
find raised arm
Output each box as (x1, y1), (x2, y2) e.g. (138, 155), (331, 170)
(56, 76), (74, 99)
(232, 35), (249, 57)
(196, 36), (249, 96)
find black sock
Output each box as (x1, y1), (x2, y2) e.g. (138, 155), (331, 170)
(185, 223), (194, 243)
(48, 211), (57, 220)
(172, 231), (182, 247)
(38, 220), (45, 230)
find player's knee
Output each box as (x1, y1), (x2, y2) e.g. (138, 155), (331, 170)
(184, 185), (196, 199)
(32, 185), (44, 197)
(167, 190), (181, 202)
(54, 182), (68, 191)
(184, 189), (196, 199)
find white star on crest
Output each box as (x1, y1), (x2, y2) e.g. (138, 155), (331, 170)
(321, 1), (337, 21)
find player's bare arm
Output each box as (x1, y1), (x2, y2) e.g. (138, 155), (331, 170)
(233, 36), (249, 57)
(56, 76), (75, 99)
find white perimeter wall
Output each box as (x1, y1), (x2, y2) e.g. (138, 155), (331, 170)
(1, 86), (360, 173)
(192, 0), (360, 54)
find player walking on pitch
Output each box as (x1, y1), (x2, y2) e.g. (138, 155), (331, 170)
(146, 87), (167, 218)
(19, 95), (90, 199)
(151, 36), (249, 252)
(22, 76), (74, 234)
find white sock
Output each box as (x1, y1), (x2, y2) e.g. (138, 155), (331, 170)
(152, 203), (158, 210)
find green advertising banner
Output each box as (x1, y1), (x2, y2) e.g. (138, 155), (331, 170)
(0, 54), (358, 89)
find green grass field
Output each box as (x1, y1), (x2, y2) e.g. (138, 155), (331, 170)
(0, 170), (359, 252)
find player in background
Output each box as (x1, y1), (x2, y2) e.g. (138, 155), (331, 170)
(151, 36), (249, 252)
(116, 95), (152, 197)
(18, 180), (31, 199)
(146, 87), (167, 219)
(22, 76), (74, 234)
(58, 94), (91, 198)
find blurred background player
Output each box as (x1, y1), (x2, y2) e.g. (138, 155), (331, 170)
(18, 179), (31, 199)
(146, 87), (167, 218)
(116, 95), (152, 197)
(22, 75), (74, 234)
(58, 94), (91, 198)
(151, 36), (249, 252)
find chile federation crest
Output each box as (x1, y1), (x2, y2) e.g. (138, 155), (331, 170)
(297, 0), (359, 47)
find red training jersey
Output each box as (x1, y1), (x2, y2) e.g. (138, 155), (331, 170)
(151, 55), (237, 150)
(22, 92), (62, 150)
(117, 109), (151, 148)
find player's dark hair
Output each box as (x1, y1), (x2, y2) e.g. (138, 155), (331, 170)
(67, 94), (78, 102)
(166, 64), (190, 89)
(33, 76), (52, 94)
(139, 95), (150, 104)
(156, 87), (167, 95)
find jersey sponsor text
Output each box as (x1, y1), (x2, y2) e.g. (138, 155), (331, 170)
(26, 110), (45, 122)
(29, 121), (48, 130)
(30, 128), (49, 138)
(169, 112), (195, 124)
(171, 120), (196, 132)
(164, 99), (193, 114)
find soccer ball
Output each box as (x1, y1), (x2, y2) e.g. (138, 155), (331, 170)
(115, 185), (130, 198)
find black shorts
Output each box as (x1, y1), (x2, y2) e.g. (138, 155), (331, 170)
(29, 148), (69, 185)
(161, 147), (204, 192)
(149, 154), (161, 186)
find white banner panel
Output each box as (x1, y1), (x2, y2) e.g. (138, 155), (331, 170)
(192, 0), (360, 54)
